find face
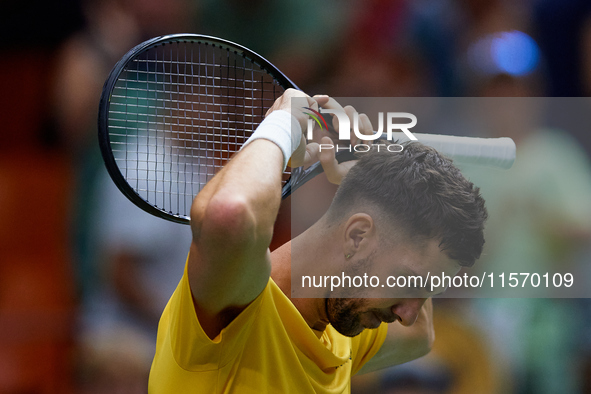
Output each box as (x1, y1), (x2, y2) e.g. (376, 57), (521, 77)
(326, 238), (460, 337)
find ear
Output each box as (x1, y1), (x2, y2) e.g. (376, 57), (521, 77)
(343, 213), (376, 257)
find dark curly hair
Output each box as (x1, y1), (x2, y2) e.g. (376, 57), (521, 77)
(326, 142), (488, 267)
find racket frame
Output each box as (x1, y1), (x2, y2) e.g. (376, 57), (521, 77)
(98, 33), (300, 224)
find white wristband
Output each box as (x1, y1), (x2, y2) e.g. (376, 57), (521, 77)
(241, 110), (302, 170)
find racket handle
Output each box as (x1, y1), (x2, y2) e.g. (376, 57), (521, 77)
(389, 133), (516, 169)
(316, 111), (516, 169)
(282, 135), (515, 199)
(322, 134), (516, 169)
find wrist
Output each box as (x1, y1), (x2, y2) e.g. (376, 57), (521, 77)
(241, 110), (302, 170)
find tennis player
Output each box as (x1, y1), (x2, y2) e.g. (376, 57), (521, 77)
(149, 89), (487, 393)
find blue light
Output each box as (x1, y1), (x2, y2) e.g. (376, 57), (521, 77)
(491, 31), (540, 76)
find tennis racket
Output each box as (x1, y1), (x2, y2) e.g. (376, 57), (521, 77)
(98, 33), (516, 225)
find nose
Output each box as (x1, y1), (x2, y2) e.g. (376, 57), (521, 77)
(391, 298), (427, 326)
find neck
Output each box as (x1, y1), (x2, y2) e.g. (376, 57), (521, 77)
(271, 222), (335, 332)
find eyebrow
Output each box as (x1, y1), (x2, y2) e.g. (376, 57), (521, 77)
(404, 269), (447, 296)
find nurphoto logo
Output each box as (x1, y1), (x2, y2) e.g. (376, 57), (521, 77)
(304, 108), (418, 152)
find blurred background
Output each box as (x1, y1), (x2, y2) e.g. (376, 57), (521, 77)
(1, 0), (591, 392)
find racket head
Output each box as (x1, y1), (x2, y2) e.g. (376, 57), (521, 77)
(98, 34), (299, 224)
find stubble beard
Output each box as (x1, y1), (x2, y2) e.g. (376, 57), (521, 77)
(324, 252), (376, 337)
(325, 297), (368, 338)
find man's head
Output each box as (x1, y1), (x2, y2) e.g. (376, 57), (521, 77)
(327, 141), (487, 267)
(321, 141), (487, 336)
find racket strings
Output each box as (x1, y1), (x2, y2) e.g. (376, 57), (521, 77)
(107, 39), (289, 219)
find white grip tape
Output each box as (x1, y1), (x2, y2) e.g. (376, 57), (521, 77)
(241, 110), (302, 170)
(390, 132), (517, 169)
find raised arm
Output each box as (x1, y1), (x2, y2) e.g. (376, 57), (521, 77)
(187, 89), (324, 338)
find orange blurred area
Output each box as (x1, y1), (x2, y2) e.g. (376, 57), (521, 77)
(0, 152), (76, 391)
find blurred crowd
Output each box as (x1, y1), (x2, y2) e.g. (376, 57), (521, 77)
(1, 0), (591, 393)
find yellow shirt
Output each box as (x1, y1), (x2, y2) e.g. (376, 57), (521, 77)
(149, 264), (388, 393)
